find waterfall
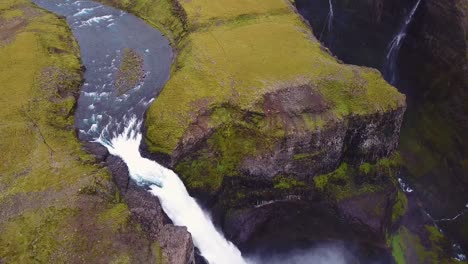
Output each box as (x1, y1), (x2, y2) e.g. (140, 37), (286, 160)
(97, 116), (247, 264)
(383, 0), (422, 84)
(319, 0), (334, 41)
(327, 0), (334, 32)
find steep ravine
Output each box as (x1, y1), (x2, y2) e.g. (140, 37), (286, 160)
(8, 0), (459, 263)
(134, 0), (416, 263)
(296, 0), (468, 260)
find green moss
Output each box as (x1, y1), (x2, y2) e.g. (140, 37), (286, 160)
(96, 0), (187, 47)
(1, 8), (23, 20)
(273, 176), (306, 190)
(182, 0), (288, 25)
(389, 226), (454, 264)
(392, 190), (408, 223)
(115, 48), (144, 95)
(390, 229), (407, 264)
(314, 174), (329, 191)
(313, 156), (401, 201)
(426, 226), (444, 244)
(98, 203), (130, 232)
(111, 254), (131, 264)
(359, 162), (372, 174)
(176, 123), (272, 193)
(0, 0), (91, 201)
(293, 153), (313, 161)
(0, 207), (74, 263)
(143, 0), (404, 155)
(152, 242), (167, 264)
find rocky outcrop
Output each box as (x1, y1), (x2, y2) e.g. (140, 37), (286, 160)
(84, 143), (195, 264)
(106, 154), (195, 264)
(173, 85), (405, 183)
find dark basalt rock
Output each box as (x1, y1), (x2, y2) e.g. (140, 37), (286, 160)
(159, 225), (196, 264)
(76, 147), (195, 264)
(105, 154), (195, 263)
(295, 0), (468, 255)
(162, 84), (406, 262)
(82, 141), (109, 162)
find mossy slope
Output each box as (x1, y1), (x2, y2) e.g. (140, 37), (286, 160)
(144, 0), (405, 155)
(0, 1), (159, 262)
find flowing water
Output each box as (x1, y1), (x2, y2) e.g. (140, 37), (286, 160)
(319, 0), (334, 41)
(32, 0), (246, 263)
(383, 0), (422, 84)
(97, 117), (246, 264)
(327, 0), (334, 32)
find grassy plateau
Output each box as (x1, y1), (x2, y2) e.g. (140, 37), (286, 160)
(0, 1), (160, 262)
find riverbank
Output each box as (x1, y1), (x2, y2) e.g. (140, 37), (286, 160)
(0, 1), (163, 262)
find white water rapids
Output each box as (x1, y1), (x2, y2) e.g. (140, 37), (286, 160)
(97, 116), (246, 264)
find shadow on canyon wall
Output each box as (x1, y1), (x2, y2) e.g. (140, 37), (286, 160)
(295, 0), (468, 251)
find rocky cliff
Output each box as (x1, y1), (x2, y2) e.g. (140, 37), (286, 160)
(138, 0), (408, 261)
(143, 0), (406, 193)
(399, 0), (468, 252)
(296, 0), (468, 260)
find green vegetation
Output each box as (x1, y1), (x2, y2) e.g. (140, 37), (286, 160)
(115, 48), (144, 95)
(176, 123), (272, 193)
(98, 203), (130, 232)
(0, 208), (74, 262)
(359, 162), (372, 174)
(97, 0), (187, 47)
(0, 1), (156, 262)
(389, 226), (454, 264)
(98, 0), (404, 196)
(313, 154), (401, 201)
(152, 242), (167, 264)
(143, 0), (405, 156)
(391, 190), (408, 223)
(273, 175), (306, 190)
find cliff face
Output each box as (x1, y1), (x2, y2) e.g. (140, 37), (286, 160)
(295, 0), (412, 69)
(140, 0), (407, 260)
(399, 0), (468, 251)
(103, 152), (195, 264)
(173, 95), (405, 188)
(143, 0), (406, 193)
(296, 0), (468, 259)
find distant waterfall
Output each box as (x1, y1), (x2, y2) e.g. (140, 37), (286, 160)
(327, 0), (334, 32)
(383, 0), (422, 85)
(319, 0), (334, 40)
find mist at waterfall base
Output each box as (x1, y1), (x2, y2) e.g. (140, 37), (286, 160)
(248, 243), (361, 264)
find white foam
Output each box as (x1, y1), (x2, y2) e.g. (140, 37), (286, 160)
(79, 15), (113, 27)
(73, 6), (101, 17)
(97, 117), (246, 264)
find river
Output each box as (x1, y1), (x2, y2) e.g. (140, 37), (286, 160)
(31, 0), (246, 263)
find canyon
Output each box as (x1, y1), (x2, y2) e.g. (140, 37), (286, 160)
(0, 0), (466, 263)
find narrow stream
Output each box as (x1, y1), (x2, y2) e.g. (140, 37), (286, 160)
(32, 0), (246, 263)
